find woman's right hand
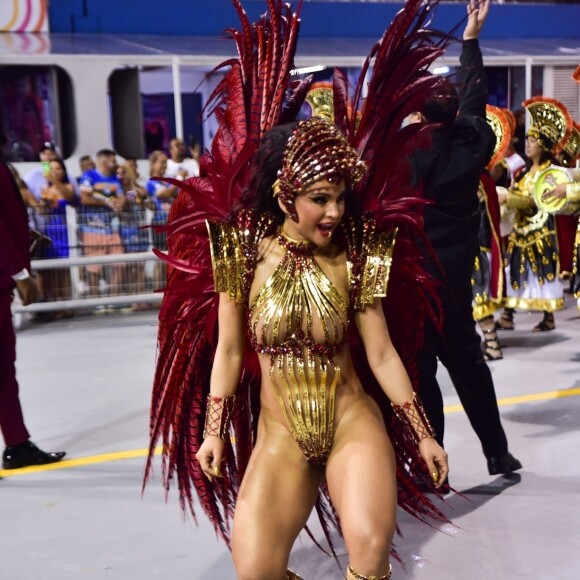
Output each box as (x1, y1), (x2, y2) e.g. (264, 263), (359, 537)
(196, 435), (225, 482)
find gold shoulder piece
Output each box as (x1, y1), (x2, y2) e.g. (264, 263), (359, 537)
(346, 218), (397, 310)
(206, 219), (244, 302)
(566, 182), (580, 203)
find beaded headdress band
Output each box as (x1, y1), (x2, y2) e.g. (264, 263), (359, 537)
(523, 96), (572, 155)
(272, 117), (367, 221)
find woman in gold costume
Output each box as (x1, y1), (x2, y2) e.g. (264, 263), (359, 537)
(195, 119), (448, 580)
(500, 97), (572, 331)
(144, 1), (457, 579)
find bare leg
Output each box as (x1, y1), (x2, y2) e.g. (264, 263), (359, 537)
(232, 410), (323, 580)
(326, 396), (396, 579)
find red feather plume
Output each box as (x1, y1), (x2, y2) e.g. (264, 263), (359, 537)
(145, 0), (458, 554)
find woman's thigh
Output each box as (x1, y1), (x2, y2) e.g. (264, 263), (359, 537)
(326, 396), (397, 557)
(232, 421), (323, 578)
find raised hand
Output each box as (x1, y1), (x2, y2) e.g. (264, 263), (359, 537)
(463, 0), (490, 41)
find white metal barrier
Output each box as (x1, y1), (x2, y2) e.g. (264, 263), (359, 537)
(12, 206), (167, 315)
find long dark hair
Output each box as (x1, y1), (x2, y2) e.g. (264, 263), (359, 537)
(239, 122), (296, 224)
(48, 158), (71, 184)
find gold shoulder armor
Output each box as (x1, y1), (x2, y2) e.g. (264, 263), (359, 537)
(566, 182), (580, 203)
(346, 218), (397, 310)
(206, 219), (245, 303)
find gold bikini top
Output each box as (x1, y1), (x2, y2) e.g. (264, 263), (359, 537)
(207, 210), (396, 465)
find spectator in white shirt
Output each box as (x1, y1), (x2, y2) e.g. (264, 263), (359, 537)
(164, 138), (200, 180)
(23, 141), (60, 201)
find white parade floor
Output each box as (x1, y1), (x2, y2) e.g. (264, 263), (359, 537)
(1, 297), (579, 580)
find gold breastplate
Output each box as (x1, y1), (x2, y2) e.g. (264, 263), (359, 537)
(249, 231), (348, 465)
(207, 212), (397, 466)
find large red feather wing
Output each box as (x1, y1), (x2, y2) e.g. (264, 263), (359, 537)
(338, 0), (456, 519)
(143, 0), (310, 545)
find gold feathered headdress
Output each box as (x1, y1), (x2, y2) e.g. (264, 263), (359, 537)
(523, 96), (572, 154)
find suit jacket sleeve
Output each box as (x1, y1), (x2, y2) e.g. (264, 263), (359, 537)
(0, 162), (30, 283)
(458, 38), (487, 120)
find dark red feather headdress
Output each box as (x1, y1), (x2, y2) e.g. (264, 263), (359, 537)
(144, 0), (455, 551)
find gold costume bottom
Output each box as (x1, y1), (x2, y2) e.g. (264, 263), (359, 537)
(270, 352), (339, 466)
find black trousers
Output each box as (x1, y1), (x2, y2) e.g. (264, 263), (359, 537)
(418, 275), (508, 458)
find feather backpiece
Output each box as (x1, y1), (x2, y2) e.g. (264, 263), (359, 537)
(145, 0), (457, 552)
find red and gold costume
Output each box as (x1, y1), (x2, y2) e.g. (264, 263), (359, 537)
(471, 106), (512, 322)
(143, 0), (452, 566)
(504, 97), (572, 312)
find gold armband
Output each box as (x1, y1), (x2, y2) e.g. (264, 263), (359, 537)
(566, 182), (580, 204)
(506, 190), (531, 210)
(391, 393), (435, 444)
(203, 394), (236, 440)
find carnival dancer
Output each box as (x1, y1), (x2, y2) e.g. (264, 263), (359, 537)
(472, 106), (513, 360)
(144, 1), (456, 578)
(502, 97), (573, 331)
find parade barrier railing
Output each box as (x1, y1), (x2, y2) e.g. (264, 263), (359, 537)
(12, 205), (166, 314)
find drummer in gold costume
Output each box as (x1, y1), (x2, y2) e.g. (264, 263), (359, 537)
(500, 97), (572, 331)
(540, 120), (580, 313)
(471, 105), (512, 359)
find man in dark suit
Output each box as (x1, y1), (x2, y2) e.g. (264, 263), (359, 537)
(0, 160), (66, 470)
(410, 0), (521, 477)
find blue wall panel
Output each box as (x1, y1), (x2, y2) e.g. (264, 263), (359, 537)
(48, 1), (580, 40)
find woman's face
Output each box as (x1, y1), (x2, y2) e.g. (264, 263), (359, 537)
(525, 135), (543, 161)
(116, 166), (129, 186)
(49, 161), (65, 181)
(152, 155), (167, 176)
(280, 179), (346, 247)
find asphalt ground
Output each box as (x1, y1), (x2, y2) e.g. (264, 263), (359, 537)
(1, 297), (579, 579)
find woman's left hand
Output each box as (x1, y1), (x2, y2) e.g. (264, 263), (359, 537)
(418, 437), (449, 488)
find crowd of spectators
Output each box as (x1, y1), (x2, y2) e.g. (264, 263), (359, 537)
(5, 138), (201, 305)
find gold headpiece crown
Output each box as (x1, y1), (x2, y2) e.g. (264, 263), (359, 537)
(304, 83), (335, 122)
(273, 117), (367, 220)
(485, 105), (513, 170)
(523, 96), (572, 154)
(560, 122), (580, 167)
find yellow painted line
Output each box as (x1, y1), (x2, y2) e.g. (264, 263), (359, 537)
(443, 387), (580, 414)
(3, 387), (580, 477)
(0, 447), (160, 478)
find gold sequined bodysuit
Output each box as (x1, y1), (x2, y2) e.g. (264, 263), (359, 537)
(207, 211), (396, 465)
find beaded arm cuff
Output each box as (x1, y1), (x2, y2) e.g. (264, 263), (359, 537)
(203, 394), (236, 440)
(391, 393), (435, 445)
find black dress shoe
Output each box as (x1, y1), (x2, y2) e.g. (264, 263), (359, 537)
(2, 441), (66, 470)
(487, 452), (522, 476)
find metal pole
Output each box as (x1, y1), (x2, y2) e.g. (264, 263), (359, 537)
(525, 57), (533, 132)
(172, 56), (183, 140)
